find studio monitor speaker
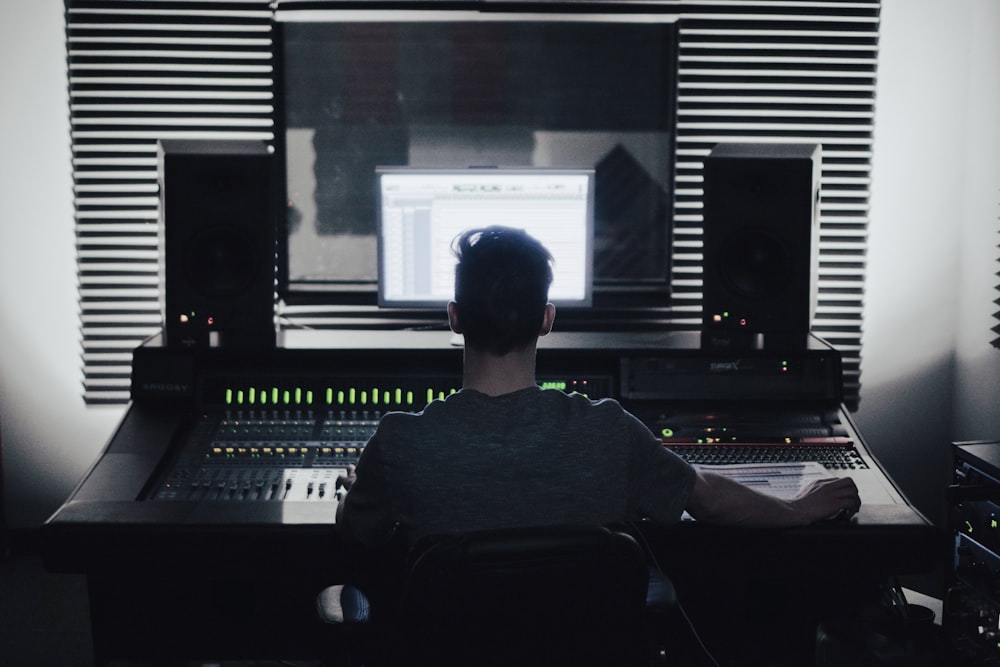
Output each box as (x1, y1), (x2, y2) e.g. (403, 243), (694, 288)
(702, 143), (821, 340)
(158, 140), (278, 349)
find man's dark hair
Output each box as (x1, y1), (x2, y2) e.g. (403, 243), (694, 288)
(452, 226), (554, 356)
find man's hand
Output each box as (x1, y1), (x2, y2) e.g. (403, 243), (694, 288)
(791, 476), (861, 523)
(336, 464), (357, 494)
(334, 464), (356, 524)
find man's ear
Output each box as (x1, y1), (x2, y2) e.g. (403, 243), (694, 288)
(539, 303), (556, 336)
(447, 301), (463, 334)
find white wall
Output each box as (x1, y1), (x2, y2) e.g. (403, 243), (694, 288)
(1, 0), (998, 531)
(951, 1), (1000, 441)
(0, 0), (125, 529)
(856, 0), (1000, 528)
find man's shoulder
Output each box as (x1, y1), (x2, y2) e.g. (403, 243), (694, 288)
(534, 389), (637, 425)
(375, 408), (425, 429)
(556, 389), (626, 412)
(373, 395), (468, 434)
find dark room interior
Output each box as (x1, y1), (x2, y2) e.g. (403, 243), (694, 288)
(2, 1), (998, 666)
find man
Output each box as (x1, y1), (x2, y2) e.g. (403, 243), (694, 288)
(337, 225), (860, 547)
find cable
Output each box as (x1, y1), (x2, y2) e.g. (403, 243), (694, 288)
(675, 599), (722, 667)
(627, 523), (721, 667)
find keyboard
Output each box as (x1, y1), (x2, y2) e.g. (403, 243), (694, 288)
(667, 443), (868, 470)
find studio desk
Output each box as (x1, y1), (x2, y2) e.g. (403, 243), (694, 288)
(43, 330), (940, 666)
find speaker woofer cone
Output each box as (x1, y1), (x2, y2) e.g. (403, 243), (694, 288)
(182, 228), (258, 298)
(717, 228), (791, 302)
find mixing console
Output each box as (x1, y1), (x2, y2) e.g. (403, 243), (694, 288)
(150, 405), (879, 502)
(42, 332), (938, 667)
(148, 369), (610, 503)
(150, 409), (380, 502)
(654, 408), (869, 470)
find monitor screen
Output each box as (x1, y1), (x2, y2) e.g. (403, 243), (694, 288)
(376, 167), (594, 309)
(276, 7), (679, 310)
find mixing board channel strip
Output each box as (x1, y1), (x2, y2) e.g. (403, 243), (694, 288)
(153, 464), (344, 502)
(211, 409), (383, 442)
(150, 411), (383, 502)
(203, 442), (366, 467)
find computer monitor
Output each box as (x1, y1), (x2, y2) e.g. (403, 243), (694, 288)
(376, 167), (594, 309)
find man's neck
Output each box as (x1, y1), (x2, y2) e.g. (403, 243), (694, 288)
(461, 344), (538, 397)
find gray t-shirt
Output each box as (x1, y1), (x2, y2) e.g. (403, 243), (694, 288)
(340, 386), (696, 546)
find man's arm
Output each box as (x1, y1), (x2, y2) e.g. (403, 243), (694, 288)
(686, 468), (861, 527)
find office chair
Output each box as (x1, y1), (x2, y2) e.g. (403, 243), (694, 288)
(318, 524), (679, 666)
